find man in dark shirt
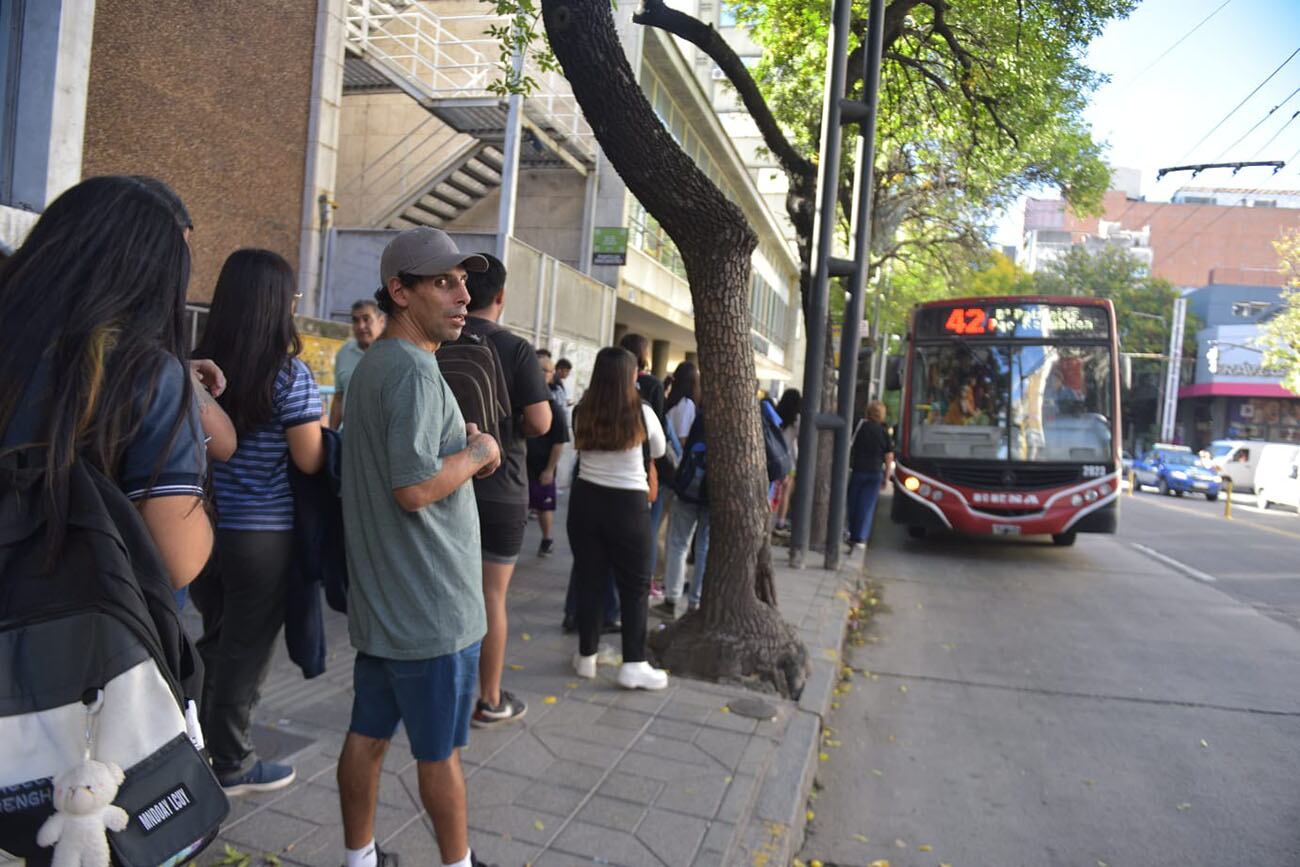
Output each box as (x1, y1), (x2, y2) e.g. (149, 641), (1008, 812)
(463, 254), (552, 728)
(619, 333), (665, 422)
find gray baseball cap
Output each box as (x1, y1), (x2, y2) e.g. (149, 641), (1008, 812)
(379, 227), (488, 284)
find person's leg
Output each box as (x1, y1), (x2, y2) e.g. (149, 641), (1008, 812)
(687, 507), (711, 610)
(197, 529), (294, 782)
(393, 644), (480, 866)
(647, 492), (666, 577)
(338, 653), (401, 858)
(567, 480), (608, 658)
(661, 499), (698, 606)
(607, 491), (653, 663)
(417, 753), (469, 864)
(846, 471), (869, 543)
(475, 503), (526, 725)
(860, 471), (884, 544)
(603, 570), (622, 625)
(538, 507), (554, 542)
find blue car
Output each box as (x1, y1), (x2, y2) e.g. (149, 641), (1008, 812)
(1133, 445), (1223, 500)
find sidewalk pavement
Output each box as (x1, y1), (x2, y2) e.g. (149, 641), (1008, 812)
(42, 501), (858, 867)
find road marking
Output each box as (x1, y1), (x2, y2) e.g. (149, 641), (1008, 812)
(1127, 494), (1300, 543)
(1132, 542), (1217, 583)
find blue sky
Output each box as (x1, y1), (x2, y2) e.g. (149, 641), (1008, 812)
(993, 0), (1300, 243)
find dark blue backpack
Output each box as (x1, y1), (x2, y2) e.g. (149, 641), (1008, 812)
(672, 417), (707, 504)
(761, 399), (793, 482)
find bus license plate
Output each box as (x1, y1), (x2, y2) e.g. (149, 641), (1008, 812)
(992, 524), (1021, 536)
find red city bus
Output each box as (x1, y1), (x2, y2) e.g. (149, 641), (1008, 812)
(889, 296), (1122, 546)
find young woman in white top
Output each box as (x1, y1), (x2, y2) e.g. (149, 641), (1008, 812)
(567, 346), (669, 689)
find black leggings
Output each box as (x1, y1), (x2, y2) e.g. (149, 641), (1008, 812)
(566, 478), (652, 661)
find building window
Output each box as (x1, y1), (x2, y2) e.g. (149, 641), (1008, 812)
(628, 199), (686, 281)
(1252, 199), (1277, 208)
(749, 270), (788, 349)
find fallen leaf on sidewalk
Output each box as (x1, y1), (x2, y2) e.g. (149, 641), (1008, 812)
(720, 705), (731, 713)
(1200, 739), (1209, 748)
(542, 696), (558, 705)
(918, 844), (933, 852)
(533, 819), (545, 831)
(565, 682), (579, 689)
(819, 752), (829, 762)
(1177, 803), (1191, 812)
(898, 685), (908, 694)
(894, 838), (907, 848)
(521, 632), (532, 641)
(868, 861), (891, 867)
(806, 809), (816, 821)
(508, 664), (524, 671)
(852, 833), (869, 843)
(871, 769), (883, 777)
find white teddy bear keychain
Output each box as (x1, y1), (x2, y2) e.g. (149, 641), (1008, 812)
(36, 758), (129, 867)
(36, 688), (128, 867)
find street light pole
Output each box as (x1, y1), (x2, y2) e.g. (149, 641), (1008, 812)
(1130, 311), (1166, 440)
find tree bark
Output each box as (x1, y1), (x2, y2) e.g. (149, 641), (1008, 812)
(542, 0), (808, 697)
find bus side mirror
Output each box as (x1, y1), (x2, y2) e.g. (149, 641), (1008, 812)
(885, 356), (902, 391)
(1122, 354), (1132, 391)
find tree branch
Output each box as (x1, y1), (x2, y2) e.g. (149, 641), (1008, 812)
(633, 0), (814, 181)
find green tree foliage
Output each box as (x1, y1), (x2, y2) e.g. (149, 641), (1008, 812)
(734, 0), (1133, 274)
(1030, 245), (1194, 357)
(1260, 230), (1300, 395)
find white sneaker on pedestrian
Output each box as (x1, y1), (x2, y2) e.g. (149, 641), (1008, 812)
(617, 661), (668, 690)
(573, 652), (597, 679)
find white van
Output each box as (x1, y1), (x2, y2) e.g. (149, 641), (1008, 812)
(1208, 439), (1263, 492)
(1253, 443), (1300, 512)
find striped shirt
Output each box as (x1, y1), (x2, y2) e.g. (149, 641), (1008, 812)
(212, 358), (321, 531)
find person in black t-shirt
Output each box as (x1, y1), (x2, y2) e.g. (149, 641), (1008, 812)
(847, 399), (895, 553)
(464, 254), (552, 729)
(529, 353), (570, 555)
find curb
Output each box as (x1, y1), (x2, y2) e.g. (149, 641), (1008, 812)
(727, 560), (862, 867)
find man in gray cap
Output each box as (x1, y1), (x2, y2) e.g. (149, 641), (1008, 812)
(336, 227), (502, 867)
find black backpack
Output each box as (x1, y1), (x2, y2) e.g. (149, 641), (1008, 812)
(0, 447), (228, 865)
(436, 323), (512, 441)
(672, 417), (708, 504)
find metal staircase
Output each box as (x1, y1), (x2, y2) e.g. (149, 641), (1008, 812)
(341, 0), (596, 232)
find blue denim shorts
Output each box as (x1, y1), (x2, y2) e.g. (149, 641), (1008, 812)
(349, 642), (481, 762)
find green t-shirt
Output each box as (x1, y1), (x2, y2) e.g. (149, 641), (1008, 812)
(340, 338), (486, 660)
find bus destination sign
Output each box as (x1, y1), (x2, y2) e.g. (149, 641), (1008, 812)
(917, 303), (1110, 340)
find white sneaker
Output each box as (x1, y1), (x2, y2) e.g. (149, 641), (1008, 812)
(573, 652), (597, 679)
(617, 661), (668, 690)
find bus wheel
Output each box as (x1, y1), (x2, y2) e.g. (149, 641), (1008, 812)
(907, 525), (926, 539)
(1052, 532), (1077, 547)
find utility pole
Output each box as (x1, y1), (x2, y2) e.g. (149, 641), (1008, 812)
(789, 0), (886, 569)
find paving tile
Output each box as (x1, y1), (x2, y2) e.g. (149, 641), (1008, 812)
(550, 820), (662, 867)
(653, 773), (730, 818)
(700, 709), (758, 734)
(616, 750), (716, 783)
(538, 758), (607, 791)
(535, 717), (642, 750)
(606, 687), (672, 714)
(532, 849), (603, 867)
(655, 698), (713, 725)
(533, 729), (629, 767)
(575, 795), (647, 832)
(514, 780), (589, 815)
(690, 728), (752, 769)
(715, 773), (758, 824)
(597, 771), (665, 805)
(594, 707), (655, 731)
(691, 848), (726, 867)
(735, 734), (776, 777)
(478, 730), (558, 778)
(459, 767), (535, 810)
(700, 819), (735, 853)
(220, 807), (320, 855)
(645, 716), (700, 742)
(636, 807), (709, 866)
(630, 734), (723, 769)
(467, 804), (566, 846)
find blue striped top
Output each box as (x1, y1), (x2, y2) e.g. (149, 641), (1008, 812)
(212, 358), (321, 531)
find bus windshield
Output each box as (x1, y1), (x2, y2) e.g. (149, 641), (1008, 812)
(910, 343), (1113, 463)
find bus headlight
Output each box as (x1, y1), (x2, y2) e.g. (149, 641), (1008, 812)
(903, 476), (921, 492)
(1071, 495), (1083, 506)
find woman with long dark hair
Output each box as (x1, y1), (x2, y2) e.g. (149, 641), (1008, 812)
(0, 175), (214, 583)
(191, 248), (325, 795)
(773, 388), (801, 534)
(568, 346), (668, 690)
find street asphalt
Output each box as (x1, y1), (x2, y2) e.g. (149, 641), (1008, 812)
(799, 489), (1300, 867)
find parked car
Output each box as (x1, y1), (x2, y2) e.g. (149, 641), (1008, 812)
(1132, 444), (1223, 500)
(1208, 439), (1263, 493)
(1253, 443), (1300, 512)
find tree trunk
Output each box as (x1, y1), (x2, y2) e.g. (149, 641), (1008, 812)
(542, 0), (808, 697)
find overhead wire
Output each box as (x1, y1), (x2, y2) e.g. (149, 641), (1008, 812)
(1248, 110), (1299, 160)
(1179, 46), (1300, 161)
(1117, 0), (1234, 90)
(1214, 86), (1300, 160)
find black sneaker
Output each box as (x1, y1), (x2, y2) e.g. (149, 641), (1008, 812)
(539, 538), (554, 556)
(471, 690), (527, 728)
